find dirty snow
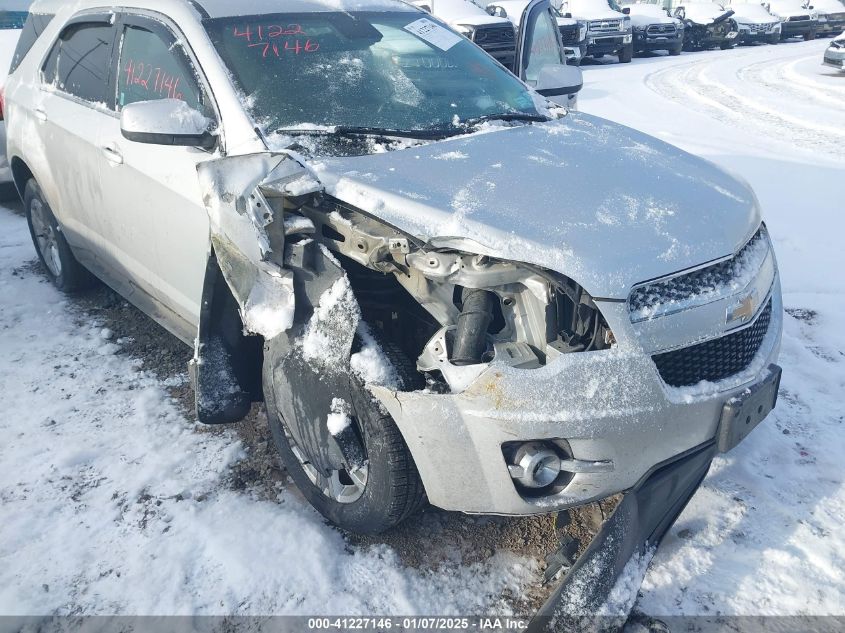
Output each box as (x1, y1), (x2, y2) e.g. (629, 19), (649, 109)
(350, 325), (402, 390)
(301, 275), (360, 364)
(0, 205), (536, 616)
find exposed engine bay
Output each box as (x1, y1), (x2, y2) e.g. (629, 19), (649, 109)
(276, 191), (614, 395)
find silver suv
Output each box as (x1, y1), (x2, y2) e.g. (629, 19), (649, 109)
(5, 0), (782, 535)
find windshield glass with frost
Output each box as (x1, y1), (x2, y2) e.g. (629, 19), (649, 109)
(204, 11), (540, 136)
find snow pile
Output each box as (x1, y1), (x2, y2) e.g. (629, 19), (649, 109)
(326, 398), (352, 436)
(241, 269), (296, 340)
(301, 275), (360, 365)
(350, 326), (402, 390)
(0, 205), (537, 616)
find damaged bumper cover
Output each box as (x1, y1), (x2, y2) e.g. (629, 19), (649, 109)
(371, 288), (783, 516)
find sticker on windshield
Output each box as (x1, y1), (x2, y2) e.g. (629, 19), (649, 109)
(403, 18), (463, 51)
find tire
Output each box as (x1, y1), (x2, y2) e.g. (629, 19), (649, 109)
(804, 30), (816, 41)
(263, 329), (426, 534)
(720, 40), (736, 50)
(618, 43), (633, 63)
(24, 179), (94, 292)
(768, 34), (780, 44)
(669, 44), (682, 55)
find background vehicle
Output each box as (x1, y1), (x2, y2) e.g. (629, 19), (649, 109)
(419, 0), (583, 105)
(768, 0), (819, 39)
(823, 29), (845, 67)
(673, 1), (740, 49)
(552, 7), (589, 64)
(0, 18), (24, 201)
(724, 1), (782, 43)
(493, 1), (589, 65)
(412, 0), (519, 70)
(812, 0), (845, 35)
(622, 2), (685, 54)
(555, 0), (634, 62)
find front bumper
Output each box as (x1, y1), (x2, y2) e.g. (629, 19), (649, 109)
(824, 46), (845, 69)
(633, 30), (684, 51)
(373, 276), (783, 515)
(587, 33), (632, 55)
(818, 17), (845, 34)
(781, 19), (818, 36)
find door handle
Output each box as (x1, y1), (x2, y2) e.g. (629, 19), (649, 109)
(34, 108), (48, 122)
(102, 146), (124, 165)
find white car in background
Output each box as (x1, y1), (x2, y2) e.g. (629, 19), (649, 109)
(823, 29), (845, 68)
(725, 1), (782, 43)
(622, 2), (685, 55)
(768, 0), (820, 39)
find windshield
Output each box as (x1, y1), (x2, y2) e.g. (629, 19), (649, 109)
(204, 11), (542, 139)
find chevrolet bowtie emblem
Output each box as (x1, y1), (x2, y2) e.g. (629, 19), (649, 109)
(727, 293), (757, 326)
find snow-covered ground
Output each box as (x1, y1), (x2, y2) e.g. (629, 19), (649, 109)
(579, 42), (845, 616)
(1, 26), (844, 620)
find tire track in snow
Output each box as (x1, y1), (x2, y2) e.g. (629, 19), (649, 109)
(645, 46), (845, 157)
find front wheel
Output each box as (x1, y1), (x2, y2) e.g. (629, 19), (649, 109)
(720, 40), (736, 50)
(768, 33), (780, 44)
(669, 44), (682, 55)
(263, 332), (425, 534)
(618, 43), (634, 63)
(24, 179), (93, 292)
(804, 30), (816, 40)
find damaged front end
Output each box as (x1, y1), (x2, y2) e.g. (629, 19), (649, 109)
(193, 150), (721, 626)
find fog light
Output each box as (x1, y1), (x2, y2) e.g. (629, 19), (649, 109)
(507, 441), (561, 489)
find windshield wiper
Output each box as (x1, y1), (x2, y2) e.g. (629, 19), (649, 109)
(464, 113), (550, 127)
(275, 126), (461, 141)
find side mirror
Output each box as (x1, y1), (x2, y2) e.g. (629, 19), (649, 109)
(622, 7), (631, 14)
(120, 99), (216, 149)
(675, 7), (686, 19)
(564, 11), (573, 17)
(535, 64), (583, 97)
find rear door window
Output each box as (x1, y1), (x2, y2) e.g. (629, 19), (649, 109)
(10, 12), (55, 74)
(116, 21), (206, 114)
(43, 21), (117, 107)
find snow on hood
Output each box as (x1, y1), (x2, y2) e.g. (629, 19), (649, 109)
(623, 4), (678, 26)
(309, 114), (760, 299)
(563, 0), (626, 19)
(424, 0), (511, 25)
(728, 3), (779, 23)
(682, 2), (734, 23)
(767, 0), (814, 17)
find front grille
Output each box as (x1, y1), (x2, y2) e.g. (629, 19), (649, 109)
(472, 25), (516, 71)
(653, 299), (772, 387)
(748, 22), (776, 33)
(590, 19), (622, 33)
(629, 228), (769, 320)
(559, 23), (581, 45)
(788, 15), (811, 21)
(647, 24), (676, 35)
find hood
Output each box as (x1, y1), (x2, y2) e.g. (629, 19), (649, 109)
(309, 114), (760, 299)
(768, 0), (813, 16)
(728, 3), (779, 23)
(577, 8), (627, 19)
(425, 0), (509, 25)
(683, 3), (734, 23)
(628, 12), (678, 26)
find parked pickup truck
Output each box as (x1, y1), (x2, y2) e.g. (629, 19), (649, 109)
(767, 0), (820, 39)
(622, 2), (685, 54)
(556, 0), (634, 61)
(486, 0), (588, 65)
(418, 0), (583, 107)
(812, 0), (845, 36)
